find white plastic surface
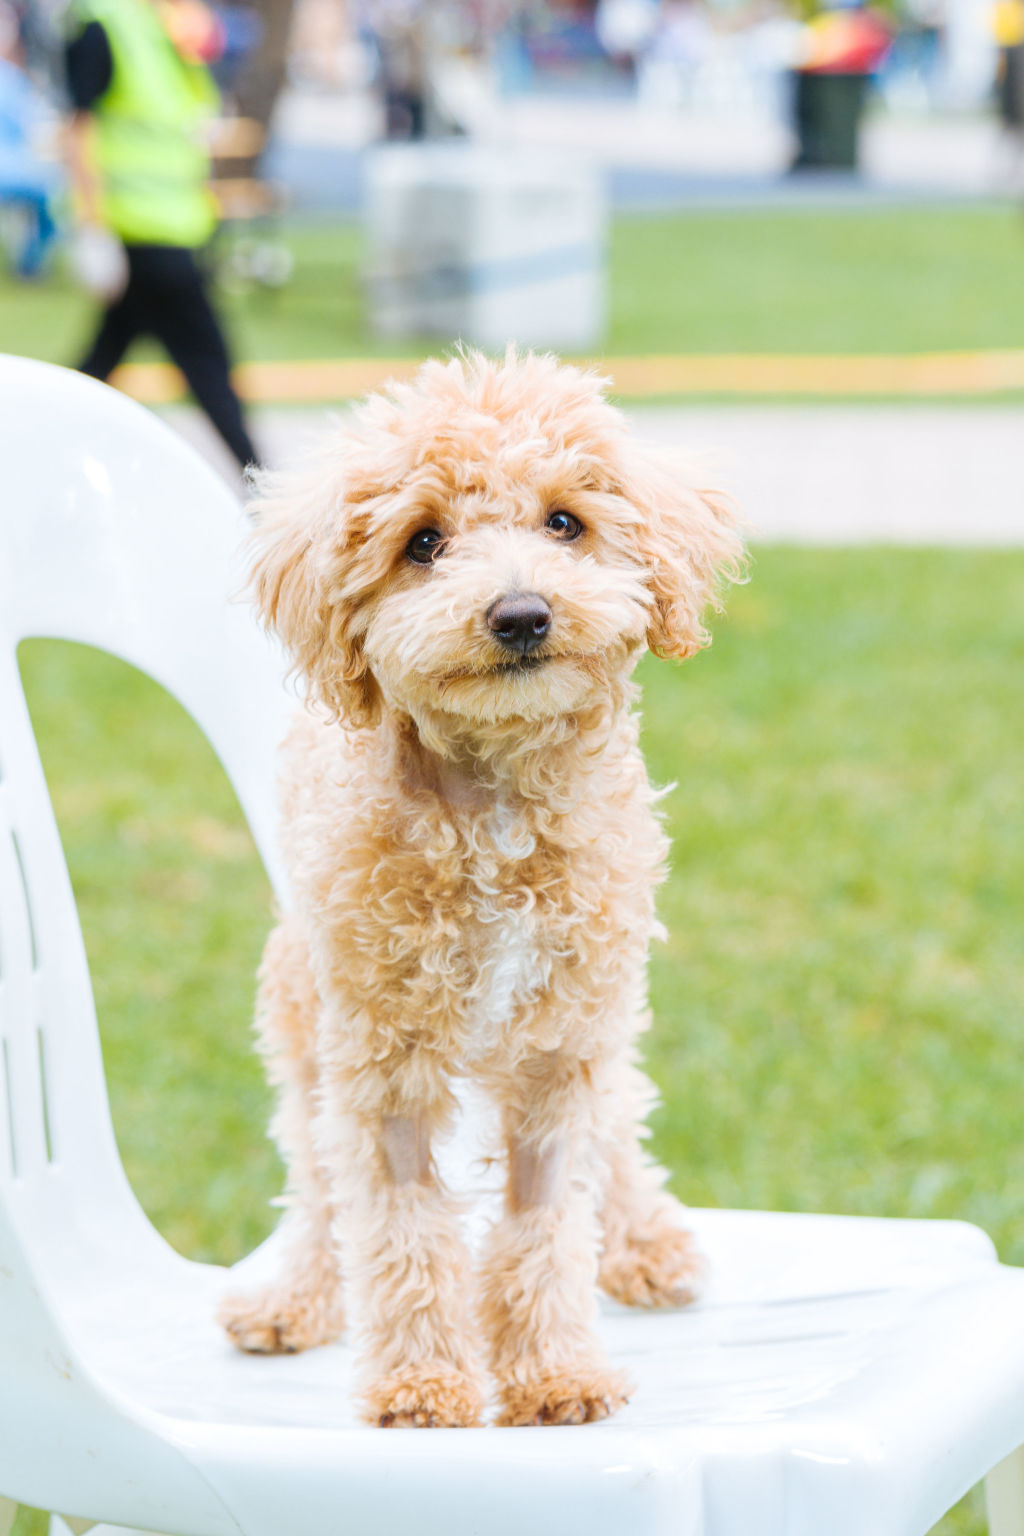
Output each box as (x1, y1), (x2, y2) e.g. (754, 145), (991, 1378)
(365, 143), (607, 350)
(2, 355), (1024, 1536)
(988, 1445), (1024, 1536)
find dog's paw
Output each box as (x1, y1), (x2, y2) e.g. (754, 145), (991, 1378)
(363, 1362), (486, 1428)
(496, 1364), (632, 1426)
(217, 1281), (345, 1355)
(599, 1222), (706, 1310)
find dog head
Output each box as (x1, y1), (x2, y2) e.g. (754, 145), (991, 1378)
(248, 350), (744, 739)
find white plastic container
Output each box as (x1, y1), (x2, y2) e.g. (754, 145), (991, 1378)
(364, 142), (607, 350)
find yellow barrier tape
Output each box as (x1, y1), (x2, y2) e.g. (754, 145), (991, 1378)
(110, 350), (1024, 405)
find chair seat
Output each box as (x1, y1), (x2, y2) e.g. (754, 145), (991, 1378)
(46, 1203), (1024, 1536)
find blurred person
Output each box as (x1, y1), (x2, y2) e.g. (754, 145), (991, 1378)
(208, 3), (264, 94)
(993, 0), (1024, 134)
(883, 0), (945, 108)
(360, 0), (428, 138)
(800, 0), (892, 75)
(0, 0), (59, 277)
(17, 0), (67, 71)
(358, 0), (468, 140)
(290, 0), (347, 88)
(595, 0), (660, 66)
(635, 0), (711, 108)
(64, 0), (258, 469)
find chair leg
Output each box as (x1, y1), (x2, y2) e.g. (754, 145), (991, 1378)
(72, 1529), (159, 1536)
(50, 1520), (158, 1536)
(987, 1445), (1024, 1536)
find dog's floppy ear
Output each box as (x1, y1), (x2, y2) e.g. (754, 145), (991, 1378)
(246, 462), (381, 730)
(625, 443), (746, 662)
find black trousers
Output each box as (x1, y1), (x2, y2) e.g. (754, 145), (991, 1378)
(78, 242), (258, 470)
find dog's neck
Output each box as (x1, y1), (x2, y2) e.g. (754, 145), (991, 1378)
(383, 675), (639, 814)
(401, 741), (496, 815)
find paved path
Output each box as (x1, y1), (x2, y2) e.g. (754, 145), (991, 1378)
(165, 402), (1024, 545)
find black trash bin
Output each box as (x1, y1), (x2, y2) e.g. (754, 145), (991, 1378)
(790, 70), (867, 170)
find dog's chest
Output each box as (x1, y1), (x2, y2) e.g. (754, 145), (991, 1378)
(461, 803), (545, 1061)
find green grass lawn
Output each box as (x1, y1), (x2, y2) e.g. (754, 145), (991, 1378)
(11, 544), (1023, 1536)
(4, 204), (1024, 378)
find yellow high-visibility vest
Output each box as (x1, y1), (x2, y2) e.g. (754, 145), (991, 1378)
(74, 0), (218, 246)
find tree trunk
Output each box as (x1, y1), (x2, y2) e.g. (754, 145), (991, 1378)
(228, 0), (298, 170)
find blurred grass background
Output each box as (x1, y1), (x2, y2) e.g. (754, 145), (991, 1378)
(13, 543), (1023, 1536)
(5, 204), (1024, 369)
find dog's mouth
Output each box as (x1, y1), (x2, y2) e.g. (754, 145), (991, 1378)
(494, 655), (547, 673)
(440, 653), (557, 684)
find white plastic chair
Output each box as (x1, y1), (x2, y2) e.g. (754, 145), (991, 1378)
(2, 353), (1024, 1536)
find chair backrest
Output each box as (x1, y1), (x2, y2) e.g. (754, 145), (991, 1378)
(0, 356), (290, 1511)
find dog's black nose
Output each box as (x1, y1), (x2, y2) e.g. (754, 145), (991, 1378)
(487, 593), (552, 655)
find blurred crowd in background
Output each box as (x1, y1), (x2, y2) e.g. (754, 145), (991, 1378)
(2, 0), (1024, 286)
(3, 0), (1024, 478)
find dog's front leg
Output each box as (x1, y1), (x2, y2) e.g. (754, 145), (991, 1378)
(479, 1053), (632, 1426)
(319, 1043), (486, 1428)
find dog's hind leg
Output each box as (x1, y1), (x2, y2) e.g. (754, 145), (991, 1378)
(597, 1053), (705, 1309)
(218, 917), (346, 1353)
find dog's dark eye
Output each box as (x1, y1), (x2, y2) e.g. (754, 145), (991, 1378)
(546, 510), (583, 541)
(406, 529), (447, 565)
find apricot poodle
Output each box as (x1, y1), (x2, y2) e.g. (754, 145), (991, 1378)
(218, 348), (744, 1428)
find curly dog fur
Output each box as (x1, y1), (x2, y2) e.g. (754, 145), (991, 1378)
(217, 349), (744, 1427)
